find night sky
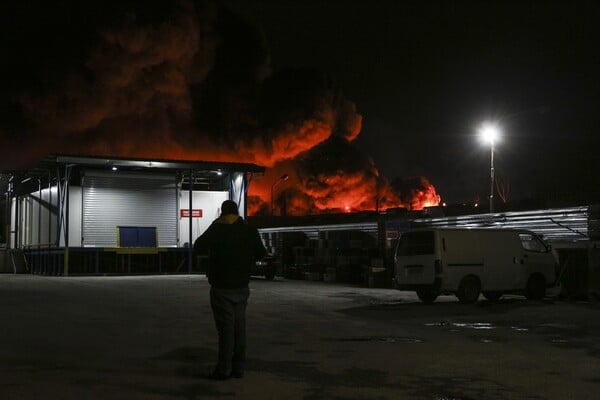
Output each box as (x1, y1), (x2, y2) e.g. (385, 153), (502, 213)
(2, 0), (599, 208)
(226, 0), (600, 204)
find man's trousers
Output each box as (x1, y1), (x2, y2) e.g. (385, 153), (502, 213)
(210, 287), (250, 375)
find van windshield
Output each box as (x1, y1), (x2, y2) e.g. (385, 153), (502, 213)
(397, 231), (435, 256)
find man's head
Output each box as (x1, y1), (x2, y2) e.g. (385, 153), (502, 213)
(221, 200), (239, 216)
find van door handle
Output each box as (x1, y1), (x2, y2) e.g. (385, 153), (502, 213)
(514, 256), (525, 264)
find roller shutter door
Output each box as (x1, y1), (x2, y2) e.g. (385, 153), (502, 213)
(82, 171), (177, 247)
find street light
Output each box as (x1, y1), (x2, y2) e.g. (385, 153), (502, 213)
(478, 122), (501, 213)
(271, 174), (289, 216)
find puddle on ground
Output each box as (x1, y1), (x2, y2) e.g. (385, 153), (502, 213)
(325, 336), (424, 343)
(510, 326), (529, 331)
(435, 397), (474, 400)
(328, 292), (360, 298)
(424, 321), (450, 327)
(368, 300), (404, 307)
(453, 322), (494, 329)
(435, 397), (470, 400)
(539, 323), (577, 330)
(425, 322), (495, 330)
(426, 321), (532, 332)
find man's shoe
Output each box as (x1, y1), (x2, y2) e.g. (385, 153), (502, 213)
(230, 370), (244, 379)
(207, 370), (230, 380)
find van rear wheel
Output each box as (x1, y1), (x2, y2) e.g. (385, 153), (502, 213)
(416, 289), (438, 304)
(457, 276), (481, 304)
(525, 275), (546, 300)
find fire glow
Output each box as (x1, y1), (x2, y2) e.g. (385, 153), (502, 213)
(246, 142), (441, 216)
(0, 0), (441, 216)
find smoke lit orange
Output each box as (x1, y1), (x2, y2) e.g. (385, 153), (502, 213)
(0, 0), (441, 216)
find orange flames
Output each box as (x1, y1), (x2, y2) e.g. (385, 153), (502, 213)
(410, 184), (442, 210)
(245, 138), (441, 216)
(247, 167), (441, 216)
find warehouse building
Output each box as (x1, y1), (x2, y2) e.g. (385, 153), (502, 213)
(2, 155), (264, 275)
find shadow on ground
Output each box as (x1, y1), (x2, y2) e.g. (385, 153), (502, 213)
(337, 297), (548, 320)
(154, 346), (533, 400)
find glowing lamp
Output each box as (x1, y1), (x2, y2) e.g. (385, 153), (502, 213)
(479, 122), (500, 145)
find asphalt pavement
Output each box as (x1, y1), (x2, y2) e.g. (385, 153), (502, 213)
(1, 274), (599, 399)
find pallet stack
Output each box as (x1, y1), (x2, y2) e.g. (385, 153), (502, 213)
(285, 230), (387, 285)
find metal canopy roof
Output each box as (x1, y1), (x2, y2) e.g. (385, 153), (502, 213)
(2, 154), (265, 196)
(50, 154), (265, 173)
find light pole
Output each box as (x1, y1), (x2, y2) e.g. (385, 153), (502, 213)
(271, 174), (289, 216)
(479, 122), (500, 213)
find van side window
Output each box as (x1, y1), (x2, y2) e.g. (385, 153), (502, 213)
(397, 231), (434, 256)
(518, 233), (547, 252)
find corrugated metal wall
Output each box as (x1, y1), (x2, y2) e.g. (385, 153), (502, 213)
(82, 171), (177, 247)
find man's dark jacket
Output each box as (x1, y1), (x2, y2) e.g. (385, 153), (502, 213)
(193, 215), (267, 289)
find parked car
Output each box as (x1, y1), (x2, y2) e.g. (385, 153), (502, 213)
(251, 255), (276, 280)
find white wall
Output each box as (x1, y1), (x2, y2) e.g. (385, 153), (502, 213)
(11, 186), (82, 248)
(64, 186), (82, 247)
(179, 191), (229, 247)
(11, 187), (56, 249)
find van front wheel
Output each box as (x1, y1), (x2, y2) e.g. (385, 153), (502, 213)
(416, 289), (438, 304)
(457, 276), (481, 304)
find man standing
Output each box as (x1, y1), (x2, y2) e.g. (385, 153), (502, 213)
(194, 200), (267, 380)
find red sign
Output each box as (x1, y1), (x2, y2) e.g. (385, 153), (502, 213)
(385, 230), (399, 240)
(180, 209), (203, 218)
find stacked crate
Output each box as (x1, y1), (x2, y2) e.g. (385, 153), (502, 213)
(289, 246), (314, 279)
(333, 231), (369, 283)
(284, 230), (387, 285)
(366, 256), (389, 288)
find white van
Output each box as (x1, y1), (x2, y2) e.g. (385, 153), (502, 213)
(394, 228), (558, 304)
